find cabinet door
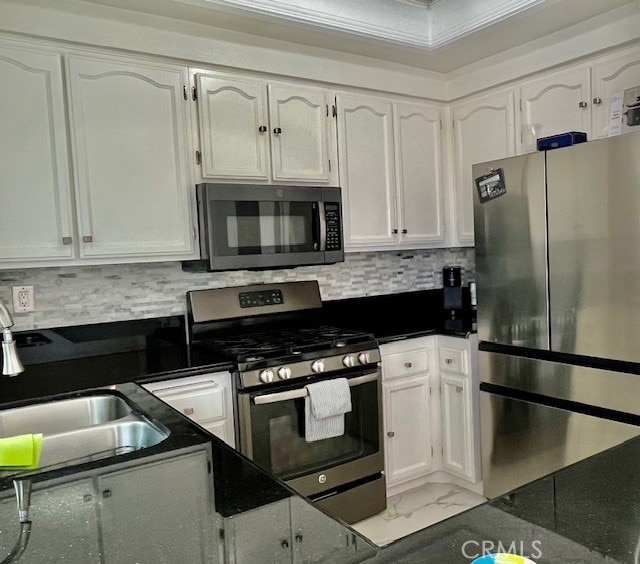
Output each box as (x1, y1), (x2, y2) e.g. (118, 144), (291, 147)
(337, 93), (397, 250)
(197, 73), (270, 180)
(66, 55), (193, 259)
(98, 450), (215, 563)
(592, 47), (640, 138)
(0, 479), (99, 563)
(0, 44), (75, 262)
(268, 83), (333, 183)
(147, 374), (236, 448)
(383, 374), (434, 485)
(517, 66), (591, 153)
(290, 496), (359, 563)
(440, 372), (474, 481)
(225, 499), (292, 564)
(394, 101), (445, 247)
(452, 90), (515, 246)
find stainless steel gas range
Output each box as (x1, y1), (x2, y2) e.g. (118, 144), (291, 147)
(186, 281), (386, 524)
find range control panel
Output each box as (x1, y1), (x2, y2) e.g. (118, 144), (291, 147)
(325, 203), (342, 251)
(239, 289), (284, 309)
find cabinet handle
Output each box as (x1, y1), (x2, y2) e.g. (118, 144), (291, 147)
(273, 127), (282, 134)
(82, 236), (93, 243)
(102, 489), (112, 499)
(401, 229), (408, 234)
(62, 237), (73, 245)
(387, 431), (395, 438)
(404, 362), (412, 368)
(295, 534), (303, 543)
(593, 97), (602, 105)
(281, 540), (289, 549)
(83, 494), (93, 503)
(258, 125), (267, 133)
(392, 229), (398, 234)
(578, 101), (588, 108)
(455, 386), (463, 393)
(445, 358), (453, 365)
(183, 407), (194, 416)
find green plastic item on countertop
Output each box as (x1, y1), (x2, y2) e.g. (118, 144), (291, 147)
(0, 433), (43, 469)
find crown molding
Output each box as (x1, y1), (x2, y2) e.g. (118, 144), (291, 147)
(173, 0), (548, 49)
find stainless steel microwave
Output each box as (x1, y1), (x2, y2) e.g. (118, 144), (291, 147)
(182, 184), (344, 272)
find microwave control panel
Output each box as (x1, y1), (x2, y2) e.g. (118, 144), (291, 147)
(325, 203), (342, 251)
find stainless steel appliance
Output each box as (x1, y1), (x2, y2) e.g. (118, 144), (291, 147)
(473, 132), (640, 498)
(182, 184), (344, 272)
(186, 281), (385, 524)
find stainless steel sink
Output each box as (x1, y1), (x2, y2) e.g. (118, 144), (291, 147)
(0, 393), (170, 472)
(0, 395), (133, 436)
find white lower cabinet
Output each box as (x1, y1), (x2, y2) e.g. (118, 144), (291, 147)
(224, 496), (362, 564)
(143, 372), (235, 448)
(380, 335), (479, 495)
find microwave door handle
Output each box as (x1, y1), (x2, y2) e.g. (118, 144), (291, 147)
(318, 201), (327, 251)
(253, 372), (379, 405)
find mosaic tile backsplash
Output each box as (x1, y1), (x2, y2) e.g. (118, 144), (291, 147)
(0, 249), (474, 331)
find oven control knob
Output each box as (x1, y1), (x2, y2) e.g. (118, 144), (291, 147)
(311, 359), (325, 374)
(343, 355), (356, 368)
(259, 369), (275, 383)
(278, 366), (292, 380)
(358, 352), (371, 365)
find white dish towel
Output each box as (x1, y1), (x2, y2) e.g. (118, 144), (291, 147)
(304, 377), (352, 442)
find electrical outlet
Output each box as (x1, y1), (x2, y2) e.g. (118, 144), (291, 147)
(12, 285), (35, 313)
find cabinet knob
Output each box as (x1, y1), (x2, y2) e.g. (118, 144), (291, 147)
(401, 229), (408, 234)
(62, 236), (73, 245)
(455, 386), (463, 393)
(593, 97), (602, 105)
(295, 534), (303, 543)
(392, 229), (398, 234)
(404, 362), (412, 368)
(445, 358), (453, 365)
(578, 101), (588, 108)
(82, 235), (93, 243)
(258, 125), (267, 132)
(102, 489), (112, 499)
(387, 431), (395, 438)
(183, 407), (194, 415)
(281, 540), (289, 549)
(273, 127), (282, 134)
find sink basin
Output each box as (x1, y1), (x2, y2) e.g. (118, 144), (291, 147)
(37, 417), (170, 468)
(0, 395), (133, 436)
(0, 393), (170, 473)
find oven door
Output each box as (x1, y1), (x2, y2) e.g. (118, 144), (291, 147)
(237, 368), (383, 497)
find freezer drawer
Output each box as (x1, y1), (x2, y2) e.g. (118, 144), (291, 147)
(481, 390), (640, 499)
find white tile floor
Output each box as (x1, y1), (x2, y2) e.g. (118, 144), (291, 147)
(352, 482), (487, 547)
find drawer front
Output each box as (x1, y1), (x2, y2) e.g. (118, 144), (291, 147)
(438, 347), (467, 375)
(383, 349), (430, 380)
(156, 384), (226, 422)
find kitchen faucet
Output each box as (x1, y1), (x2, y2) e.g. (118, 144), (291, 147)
(0, 301), (24, 376)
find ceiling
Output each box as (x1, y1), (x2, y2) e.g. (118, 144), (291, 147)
(76, 0), (635, 72)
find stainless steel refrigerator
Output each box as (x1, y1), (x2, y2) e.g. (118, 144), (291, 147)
(473, 132), (640, 498)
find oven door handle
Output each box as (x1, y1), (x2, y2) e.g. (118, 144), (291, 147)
(253, 372), (379, 405)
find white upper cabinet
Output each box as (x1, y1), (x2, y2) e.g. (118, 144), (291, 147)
(0, 44), (75, 263)
(195, 72), (337, 185)
(394, 102), (445, 247)
(337, 93), (397, 249)
(452, 90), (516, 246)
(67, 54), (194, 259)
(268, 83), (333, 182)
(196, 74), (270, 180)
(338, 94), (445, 251)
(516, 66), (591, 154)
(592, 47), (640, 139)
